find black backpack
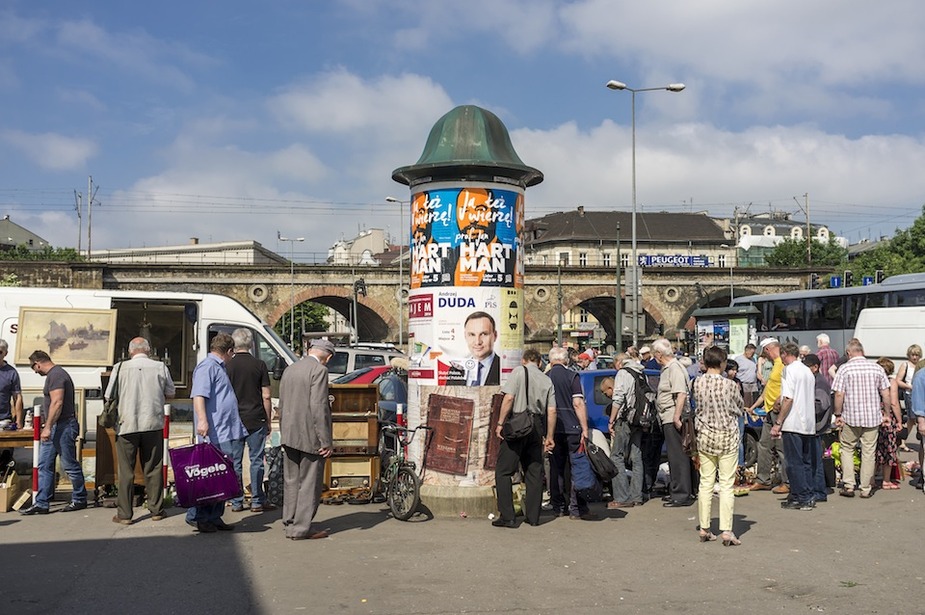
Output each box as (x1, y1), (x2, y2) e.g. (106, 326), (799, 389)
(620, 368), (659, 431)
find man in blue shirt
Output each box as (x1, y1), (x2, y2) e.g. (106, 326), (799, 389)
(185, 332), (247, 533)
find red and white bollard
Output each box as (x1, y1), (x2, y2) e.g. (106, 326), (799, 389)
(162, 404), (170, 499)
(31, 405), (41, 493)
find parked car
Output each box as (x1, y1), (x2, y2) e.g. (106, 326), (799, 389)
(330, 365), (393, 385)
(326, 345), (405, 381)
(577, 368), (761, 467)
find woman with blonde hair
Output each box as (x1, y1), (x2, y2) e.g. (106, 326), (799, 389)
(875, 357), (903, 489)
(693, 345), (744, 546)
(895, 344), (921, 452)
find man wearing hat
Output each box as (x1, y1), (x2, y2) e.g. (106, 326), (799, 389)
(747, 337), (789, 492)
(278, 338), (335, 540)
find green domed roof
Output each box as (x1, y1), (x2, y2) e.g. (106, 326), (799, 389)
(392, 105), (543, 188)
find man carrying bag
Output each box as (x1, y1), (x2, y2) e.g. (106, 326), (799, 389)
(492, 349), (556, 528)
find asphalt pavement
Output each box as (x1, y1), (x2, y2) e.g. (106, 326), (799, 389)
(3, 467), (924, 615)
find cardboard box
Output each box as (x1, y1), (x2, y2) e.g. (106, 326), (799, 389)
(0, 474), (24, 513)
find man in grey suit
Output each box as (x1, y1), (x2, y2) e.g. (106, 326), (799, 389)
(278, 338), (335, 540)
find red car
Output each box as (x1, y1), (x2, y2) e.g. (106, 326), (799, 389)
(330, 365), (392, 384)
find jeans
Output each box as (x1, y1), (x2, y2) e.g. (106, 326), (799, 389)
(782, 431), (814, 504)
(812, 436), (828, 500)
(610, 420), (643, 504)
(231, 426), (268, 508)
(549, 432), (588, 516)
(186, 438), (244, 524)
(737, 415), (746, 467)
(640, 430), (664, 497)
(35, 416), (86, 508)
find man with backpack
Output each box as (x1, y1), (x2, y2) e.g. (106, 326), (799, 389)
(607, 347), (653, 508)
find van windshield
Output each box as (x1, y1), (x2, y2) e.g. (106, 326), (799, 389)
(263, 325), (299, 362)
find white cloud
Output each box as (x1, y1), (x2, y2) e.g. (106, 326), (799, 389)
(1, 130), (98, 170)
(55, 87), (106, 112)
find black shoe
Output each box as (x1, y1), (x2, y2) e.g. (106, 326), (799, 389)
(661, 495), (673, 502)
(20, 504), (50, 516)
(212, 519), (234, 531)
(781, 500), (813, 511)
(491, 518), (516, 528)
(662, 499), (695, 508)
(61, 501), (88, 513)
(196, 522), (218, 533)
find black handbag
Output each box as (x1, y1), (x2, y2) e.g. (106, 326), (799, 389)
(585, 437), (619, 482)
(100, 362), (121, 429)
(501, 366), (535, 441)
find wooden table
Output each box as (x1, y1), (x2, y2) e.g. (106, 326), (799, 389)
(0, 430), (33, 449)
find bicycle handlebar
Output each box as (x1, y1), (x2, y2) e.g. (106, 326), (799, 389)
(380, 422), (433, 446)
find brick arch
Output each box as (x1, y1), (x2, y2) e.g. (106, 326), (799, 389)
(265, 284), (397, 337)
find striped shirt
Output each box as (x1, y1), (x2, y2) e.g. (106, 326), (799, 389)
(831, 356), (889, 428)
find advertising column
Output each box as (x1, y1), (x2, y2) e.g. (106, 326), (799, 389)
(405, 185), (524, 486)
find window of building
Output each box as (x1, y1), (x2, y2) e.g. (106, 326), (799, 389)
(717, 254), (727, 268)
(791, 227), (803, 239)
(740, 225), (752, 236)
(579, 252), (588, 267)
(620, 253), (629, 268)
(557, 251), (570, 266)
(764, 226), (776, 236)
(603, 253), (612, 268)
(542, 254), (548, 265)
(579, 308), (589, 323)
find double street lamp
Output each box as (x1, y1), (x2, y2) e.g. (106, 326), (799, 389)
(385, 196), (408, 350)
(606, 79), (685, 346)
(277, 232), (304, 351)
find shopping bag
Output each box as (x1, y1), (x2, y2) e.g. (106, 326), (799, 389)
(265, 445), (284, 507)
(168, 442), (242, 508)
(570, 443), (603, 502)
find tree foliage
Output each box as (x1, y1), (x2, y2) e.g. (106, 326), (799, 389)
(850, 204), (925, 278)
(273, 301), (330, 353)
(0, 245), (84, 261)
(765, 236), (848, 268)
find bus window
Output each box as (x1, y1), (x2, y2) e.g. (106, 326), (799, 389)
(769, 299), (803, 330)
(892, 289), (925, 306)
(805, 296), (844, 330)
(846, 292), (887, 328)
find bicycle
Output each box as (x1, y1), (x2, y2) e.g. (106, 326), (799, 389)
(377, 422), (433, 521)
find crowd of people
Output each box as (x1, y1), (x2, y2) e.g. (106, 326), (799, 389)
(493, 335), (925, 547)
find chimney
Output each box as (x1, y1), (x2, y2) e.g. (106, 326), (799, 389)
(577, 205), (584, 217)
(190, 237), (199, 245)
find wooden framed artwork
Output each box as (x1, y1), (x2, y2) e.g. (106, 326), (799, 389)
(15, 307), (117, 367)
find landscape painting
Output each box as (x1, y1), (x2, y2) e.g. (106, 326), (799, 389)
(15, 308), (117, 367)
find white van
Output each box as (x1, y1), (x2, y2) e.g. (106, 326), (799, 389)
(1, 287), (298, 439)
(854, 306), (925, 362)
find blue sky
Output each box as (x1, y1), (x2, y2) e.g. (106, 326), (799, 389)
(2, 1), (925, 259)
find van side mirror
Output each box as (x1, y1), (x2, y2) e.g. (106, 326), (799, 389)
(272, 358), (286, 380)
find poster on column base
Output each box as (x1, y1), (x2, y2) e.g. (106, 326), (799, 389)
(407, 286), (523, 387)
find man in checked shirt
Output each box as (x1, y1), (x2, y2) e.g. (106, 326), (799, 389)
(831, 338), (890, 499)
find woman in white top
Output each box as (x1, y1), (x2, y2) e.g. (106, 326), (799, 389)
(895, 344), (921, 452)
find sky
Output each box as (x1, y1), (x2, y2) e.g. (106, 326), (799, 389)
(2, 0), (925, 262)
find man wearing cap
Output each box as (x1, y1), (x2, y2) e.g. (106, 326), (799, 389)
(278, 338), (335, 539)
(747, 338), (789, 492)
(576, 352), (594, 371)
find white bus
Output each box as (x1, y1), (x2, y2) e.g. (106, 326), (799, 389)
(730, 272), (925, 354)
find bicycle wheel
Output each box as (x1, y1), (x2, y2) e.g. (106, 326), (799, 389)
(388, 465), (421, 521)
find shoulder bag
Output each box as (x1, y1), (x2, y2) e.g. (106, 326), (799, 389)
(99, 362), (121, 429)
(501, 366), (535, 441)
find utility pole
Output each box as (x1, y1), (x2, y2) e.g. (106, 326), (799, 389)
(74, 190), (82, 253)
(86, 176), (99, 258)
(804, 192), (811, 265)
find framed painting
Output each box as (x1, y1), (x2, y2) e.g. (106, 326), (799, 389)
(15, 307), (117, 367)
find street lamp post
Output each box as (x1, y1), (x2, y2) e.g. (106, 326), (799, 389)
(277, 232), (304, 351)
(721, 244), (736, 306)
(614, 223), (622, 352)
(385, 196), (407, 351)
(606, 79), (685, 346)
